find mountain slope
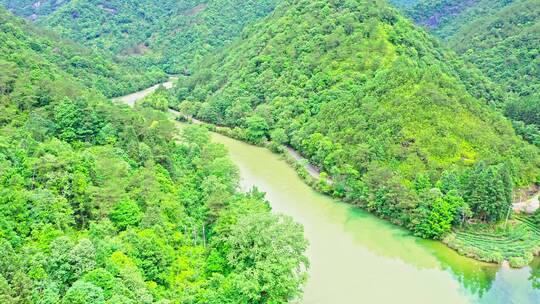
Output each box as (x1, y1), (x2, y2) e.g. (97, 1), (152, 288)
(38, 0), (280, 73)
(175, 0), (540, 237)
(0, 7), (165, 97)
(444, 1), (540, 112)
(0, 6), (307, 303)
(404, 0), (511, 39)
(0, 0), (69, 19)
(400, 0), (540, 145)
(389, 0), (420, 9)
(403, 0), (539, 96)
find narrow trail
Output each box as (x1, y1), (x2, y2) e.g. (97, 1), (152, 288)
(285, 146), (330, 181)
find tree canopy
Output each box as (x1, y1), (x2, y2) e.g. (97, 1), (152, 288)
(395, 0), (540, 147)
(174, 0), (540, 238)
(0, 6), (308, 302)
(17, 0), (282, 74)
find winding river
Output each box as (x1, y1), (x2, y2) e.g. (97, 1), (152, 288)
(117, 81), (540, 304)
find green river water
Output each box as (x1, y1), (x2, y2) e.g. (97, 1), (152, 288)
(118, 81), (540, 304)
(208, 131), (540, 304)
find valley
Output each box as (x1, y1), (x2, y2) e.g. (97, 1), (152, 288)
(1, 0), (540, 303)
(119, 79), (540, 304)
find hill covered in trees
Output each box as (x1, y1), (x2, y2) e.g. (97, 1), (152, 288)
(402, 0), (539, 97)
(174, 0), (540, 239)
(392, 0), (540, 146)
(388, 0), (420, 9)
(0, 7), (165, 97)
(0, 0), (69, 19)
(0, 6), (308, 303)
(22, 0), (281, 74)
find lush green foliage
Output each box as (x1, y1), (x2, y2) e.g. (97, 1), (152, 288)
(0, 7), (166, 97)
(0, 7), (308, 303)
(0, 0), (69, 19)
(403, 0), (512, 39)
(389, 0), (420, 9)
(400, 0), (540, 147)
(173, 0), (540, 239)
(31, 0), (280, 74)
(464, 163), (513, 222)
(139, 86), (171, 112)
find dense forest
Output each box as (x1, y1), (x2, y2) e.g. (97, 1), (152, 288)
(0, 0), (69, 19)
(15, 0), (281, 74)
(2, 0), (540, 301)
(173, 0), (540, 240)
(0, 6), (308, 303)
(0, 8), (166, 97)
(392, 0), (540, 147)
(388, 0), (420, 9)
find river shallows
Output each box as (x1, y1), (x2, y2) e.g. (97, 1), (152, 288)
(209, 131), (540, 304)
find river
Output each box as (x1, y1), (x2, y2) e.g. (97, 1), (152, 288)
(114, 77), (177, 106)
(118, 81), (540, 304)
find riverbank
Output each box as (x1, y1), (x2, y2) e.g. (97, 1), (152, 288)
(198, 121), (540, 304)
(175, 113), (540, 268)
(115, 81), (540, 303)
(117, 78), (540, 268)
(175, 112), (331, 183)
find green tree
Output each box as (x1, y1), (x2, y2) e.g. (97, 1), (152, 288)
(414, 191), (456, 239)
(221, 213), (308, 303)
(82, 268), (117, 299)
(244, 115), (269, 144)
(109, 200), (142, 230)
(0, 59), (17, 94)
(465, 163), (513, 222)
(122, 229), (174, 285)
(62, 281), (105, 304)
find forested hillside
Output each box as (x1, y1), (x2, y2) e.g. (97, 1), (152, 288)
(395, 0), (540, 146)
(0, 6), (308, 303)
(174, 0), (540, 239)
(403, 0), (519, 40)
(0, 7), (165, 97)
(0, 0), (69, 19)
(35, 0), (281, 73)
(388, 0), (419, 9)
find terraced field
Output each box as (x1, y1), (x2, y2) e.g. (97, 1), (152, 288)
(444, 216), (540, 267)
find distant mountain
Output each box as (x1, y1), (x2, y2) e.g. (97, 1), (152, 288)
(388, 0), (420, 9)
(27, 0), (281, 74)
(403, 0), (516, 40)
(0, 0), (70, 19)
(175, 0), (540, 237)
(0, 7), (165, 97)
(398, 0), (540, 145)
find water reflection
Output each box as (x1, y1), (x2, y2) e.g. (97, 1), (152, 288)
(343, 202), (499, 299)
(429, 244), (498, 298)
